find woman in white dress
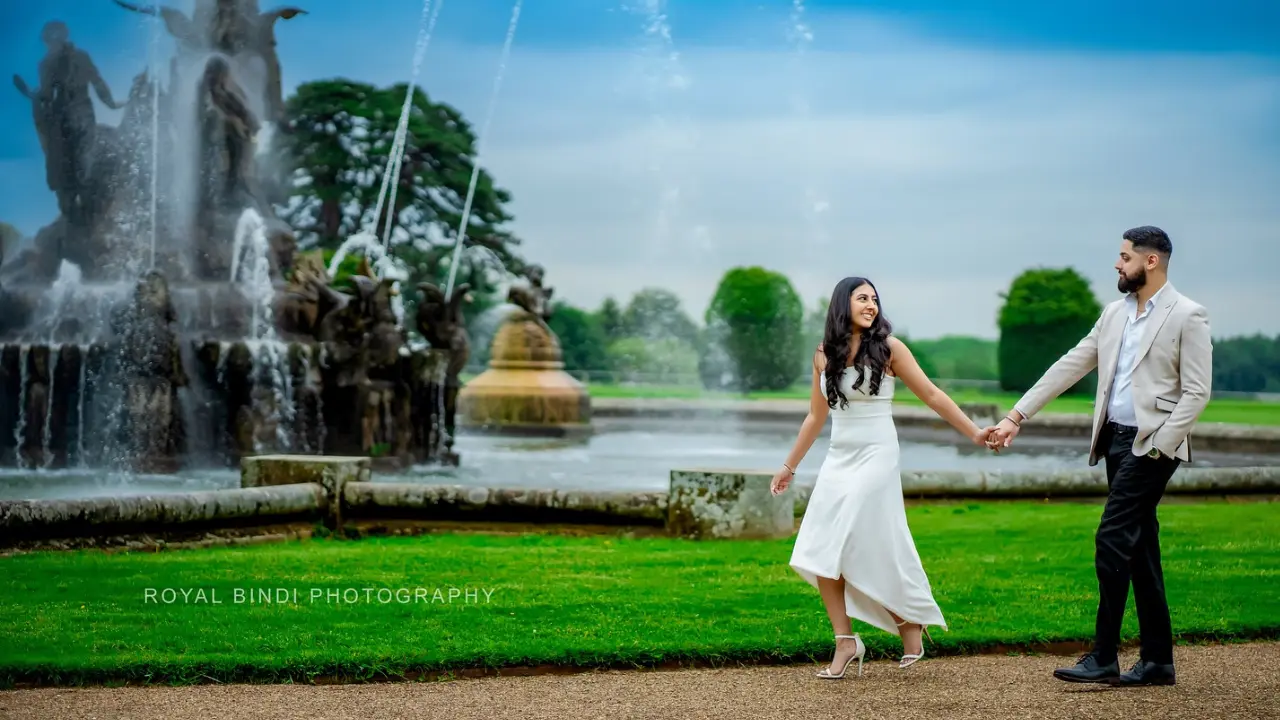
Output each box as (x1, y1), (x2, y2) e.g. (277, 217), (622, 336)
(770, 276), (996, 678)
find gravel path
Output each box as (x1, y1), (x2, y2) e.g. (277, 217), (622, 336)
(3, 642), (1277, 720)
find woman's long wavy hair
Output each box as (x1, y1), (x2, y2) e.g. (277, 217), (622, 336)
(821, 276), (894, 409)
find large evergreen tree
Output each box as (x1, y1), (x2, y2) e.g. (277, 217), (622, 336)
(279, 79), (524, 319)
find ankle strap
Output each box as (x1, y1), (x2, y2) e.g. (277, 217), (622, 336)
(835, 634), (859, 639)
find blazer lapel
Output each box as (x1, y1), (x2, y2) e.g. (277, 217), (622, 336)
(1099, 304), (1125, 386)
(1135, 284), (1180, 366)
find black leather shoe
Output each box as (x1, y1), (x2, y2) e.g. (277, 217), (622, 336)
(1108, 659), (1176, 686)
(1053, 653), (1120, 683)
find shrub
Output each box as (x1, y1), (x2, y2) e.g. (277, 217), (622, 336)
(997, 267), (1103, 395)
(701, 267), (805, 392)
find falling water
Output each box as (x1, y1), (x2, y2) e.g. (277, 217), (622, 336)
(147, 8), (163, 269)
(231, 208), (295, 450)
(177, 337), (213, 463)
(295, 345), (324, 454)
(41, 346), (60, 469)
(378, 0), (447, 249)
(443, 0), (524, 299)
(632, 0), (696, 259)
(326, 231), (410, 325)
(13, 346), (29, 469)
(787, 0), (829, 247)
(787, 0), (813, 111)
(315, 345), (327, 454)
(432, 359), (448, 456)
(75, 347), (88, 468)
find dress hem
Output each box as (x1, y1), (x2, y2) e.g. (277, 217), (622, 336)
(789, 560), (949, 635)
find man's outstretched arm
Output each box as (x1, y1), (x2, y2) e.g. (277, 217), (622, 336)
(993, 310), (1107, 446)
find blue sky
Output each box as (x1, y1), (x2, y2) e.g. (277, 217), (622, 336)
(3, 0), (1278, 338)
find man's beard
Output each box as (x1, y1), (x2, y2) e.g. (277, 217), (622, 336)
(1117, 267), (1147, 294)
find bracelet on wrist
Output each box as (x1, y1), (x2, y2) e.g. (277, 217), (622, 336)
(781, 463), (795, 475)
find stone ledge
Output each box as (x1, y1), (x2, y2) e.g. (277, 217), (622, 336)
(4, 465), (1276, 549)
(668, 469), (795, 540)
(342, 482), (667, 525)
(0, 484), (326, 543)
(241, 455), (371, 527)
(789, 465), (1280, 514)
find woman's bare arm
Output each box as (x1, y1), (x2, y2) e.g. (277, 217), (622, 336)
(888, 336), (987, 443)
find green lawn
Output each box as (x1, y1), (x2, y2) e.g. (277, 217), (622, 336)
(581, 383), (1280, 426)
(2, 500), (1277, 687)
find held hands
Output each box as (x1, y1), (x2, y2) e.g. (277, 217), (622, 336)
(972, 425), (999, 452)
(987, 417), (1021, 450)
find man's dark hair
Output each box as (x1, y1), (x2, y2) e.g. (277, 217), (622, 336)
(1123, 225), (1173, 264)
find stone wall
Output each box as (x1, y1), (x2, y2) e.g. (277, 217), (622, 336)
(667, 469), (795, 540)
(2, 460), (1277, 549)
(0, 484), (326, 543)
(344, 483), (666, 525)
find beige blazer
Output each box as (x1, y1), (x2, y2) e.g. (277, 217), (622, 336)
(1012, 282), (1212, 466)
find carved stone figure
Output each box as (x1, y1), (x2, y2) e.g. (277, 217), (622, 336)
(110, 271), (188, 472)
(113, 271), (187, 387)
(12, 21), (122, 225)
(200, 56), (261, 206)
(275, 249), (327, 338)
(507, 263), (553, 324)
(416, 282), (472, 377)
(113, 0), (306, 125)
(364, 277), (405, 379)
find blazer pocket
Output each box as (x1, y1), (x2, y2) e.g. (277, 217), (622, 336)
(1154, 396), (1178, 412)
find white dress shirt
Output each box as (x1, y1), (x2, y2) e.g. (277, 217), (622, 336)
(1105, 282), (1168, 428)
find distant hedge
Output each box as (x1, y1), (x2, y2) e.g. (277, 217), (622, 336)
(997, 267), (1103, 396)
(701, 267), (805, 392)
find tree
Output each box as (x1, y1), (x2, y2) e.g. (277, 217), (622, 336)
(1211, 334), (1280, 392)
(280, 79), (524, 321)
(607, 337), (700, 384)
(803, 296), (828, 346)
(621, 288), (699, 344)
(893, 332), (940, 378)
(596, 297), (624, 343)
(548, 302), (610, 375)
(912, 336), (998, 381)
(997, 268), (1103, 395)
(702, 266), (805, 392)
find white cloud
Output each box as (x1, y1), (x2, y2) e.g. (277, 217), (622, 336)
(381, 28), (1279, 339)
(8, 11), (1279, 340)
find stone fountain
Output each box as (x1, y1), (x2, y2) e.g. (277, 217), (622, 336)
(457, 264), (591, 436)
(0, 2), (465, 474)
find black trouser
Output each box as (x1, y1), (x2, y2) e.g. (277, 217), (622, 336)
(1092, 422), (1181, 665)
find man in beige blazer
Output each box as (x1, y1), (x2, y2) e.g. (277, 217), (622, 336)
(989, 226), (1212, 687)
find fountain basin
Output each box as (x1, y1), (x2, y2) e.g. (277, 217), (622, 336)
(0, 339), (458, 472)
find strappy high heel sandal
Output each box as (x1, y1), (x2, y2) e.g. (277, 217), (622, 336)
(816, 633), (866, 679)
(895, 621), (933, 669)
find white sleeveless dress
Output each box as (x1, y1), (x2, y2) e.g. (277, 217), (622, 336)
(788, 371), (948, 635)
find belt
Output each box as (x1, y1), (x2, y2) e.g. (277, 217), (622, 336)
(1107, 421), (1138, 433)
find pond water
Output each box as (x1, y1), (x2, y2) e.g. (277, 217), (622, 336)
(0, 417), (1274, 502)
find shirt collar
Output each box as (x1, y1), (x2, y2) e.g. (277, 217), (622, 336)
(1126, 281), (1168, 312)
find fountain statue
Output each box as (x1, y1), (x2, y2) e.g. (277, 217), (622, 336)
(0, 3), (462, 473)
(456, 264), (591, 436)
